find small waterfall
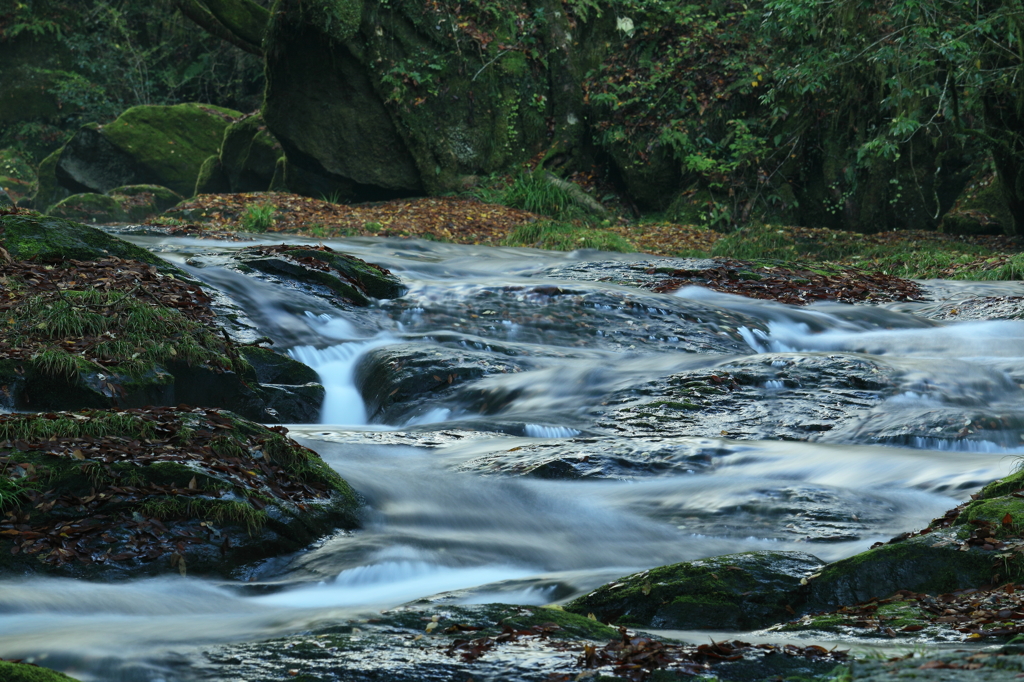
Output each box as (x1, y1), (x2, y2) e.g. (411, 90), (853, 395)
(289, 334), (394, 424)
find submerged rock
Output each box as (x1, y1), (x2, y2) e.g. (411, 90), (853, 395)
(564, 551), (824, 630)
(0, 213), (323, 422)
(0, 408), (360, 579)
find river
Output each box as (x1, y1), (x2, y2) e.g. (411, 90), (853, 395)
(2, 234), (1023, 681)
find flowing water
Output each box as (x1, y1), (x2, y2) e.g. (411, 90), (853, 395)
(4, 235), (1024, 681)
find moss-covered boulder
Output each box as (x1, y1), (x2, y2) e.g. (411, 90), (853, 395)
(0, 213), (324, 422)
(219, 113), (285, 193)
(940, 171), (1013, 236)
(0, 176), (33, 204)
(564, 551), (824, 630)
(0, 187), (12, 208)
(261, 0), (608, 200)
(0, 408), (360, 579)
(55, 103), (241, 197)
(108, 184), (184, 222)
(0, 661), (81, 682)
(47, 192), (128, 223)
(31, 147), (70, 213)
(194, 154), (230, 195)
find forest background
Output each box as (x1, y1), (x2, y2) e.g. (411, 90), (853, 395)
(2, 0), (1024, 253)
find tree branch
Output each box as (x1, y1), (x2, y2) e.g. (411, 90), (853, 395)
(172, 0), (264, 57)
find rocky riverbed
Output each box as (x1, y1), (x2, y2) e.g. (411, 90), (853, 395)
(3, 210), (1024, 681)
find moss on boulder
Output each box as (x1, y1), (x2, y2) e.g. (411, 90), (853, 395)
(941, 172), (1014, 236)
(0, 662), (81, 682)
(195, 154), (231, 195)
(0, 407), (360, 579)
(0, 213), (324, 422)
(564, 551), (823, 630)
(56, 103), (241, 197)
(48, 192), (128, 223)
(108, 184), (184, 222)
(218, 114), (285, 193)
(32, 147), (70, 213)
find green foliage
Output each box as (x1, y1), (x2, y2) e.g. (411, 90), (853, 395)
(504, 220), (634, 252)
(240, 203), (276, 231)
(472, 171), (592, 222)
(0, 0), (265, 161)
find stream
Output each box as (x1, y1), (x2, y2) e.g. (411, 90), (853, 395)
(3, 235), (1024, 681)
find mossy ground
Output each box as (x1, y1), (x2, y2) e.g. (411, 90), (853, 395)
(0, 407), (359, 578)
(0, 661), (81, 682)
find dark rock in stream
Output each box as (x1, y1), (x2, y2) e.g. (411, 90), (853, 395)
(0, 408), (361, 580)
(356, 343), (530, 424)
(188, 243), (405, 307)
(0, 213), (324, 422)
(590, 352), (899, 441)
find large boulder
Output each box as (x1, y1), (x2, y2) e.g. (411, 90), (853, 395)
(55, 103), (241, 197)
(0, 661), (81, 682)
(0, 213), (323, 422)
(0, 408), (360, 579)
(47, 192), (128, 223)
(261, 0), (607, 199)
(218, 113), (285, 193)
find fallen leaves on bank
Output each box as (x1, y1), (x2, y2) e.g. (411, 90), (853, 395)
(0, 407), (330, 572)
(162, 193), (545, 245)
(648, 259), (923, 304)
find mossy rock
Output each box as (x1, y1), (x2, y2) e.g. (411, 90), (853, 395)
(108, 184), (184, 222)
(0, 408), (361, 579)
(31, 147), (68, 213)
(0, 187), (12, 208)
(48, 192), (128, 223)
(0, 662), (81, 682)
(56, 103), (241, 197)
(564, 551), (823, 630)
(0, 211), (167, 266)
(0, 213), (324, 422)
(224, 244), (405, 305)
(219, 114), (285, 193)
(195, 154), (230, 195)
(940, 172), (1012, 236)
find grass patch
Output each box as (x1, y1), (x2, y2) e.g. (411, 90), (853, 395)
(240, 203), (276, 232)
(504, 221), (634, 252)
(470, 171), (594, 222)
(4, 289), (243, 379)
(688, 223), (1023, 280)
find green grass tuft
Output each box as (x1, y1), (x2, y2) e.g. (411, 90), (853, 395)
(504, 221), (634, 253)
(240, 204), (277, 232)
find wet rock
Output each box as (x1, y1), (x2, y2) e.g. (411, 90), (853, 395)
(381, 282), (759, 355)
(0, 661), (81, 682)
(55, 103), (241, 197)
(190, 243), (404, 307)
(822, 407), (1024, 451)
(47, 192), (128, 223)
(595, 352), (899, 441)
(356, 343), (529, 424)
(564, 551), (824, 630)
(0, 408), (361, 580)
(201, 602), (845, 682)
(239, 346), (325, 423)
(455, 436), (723, 479)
